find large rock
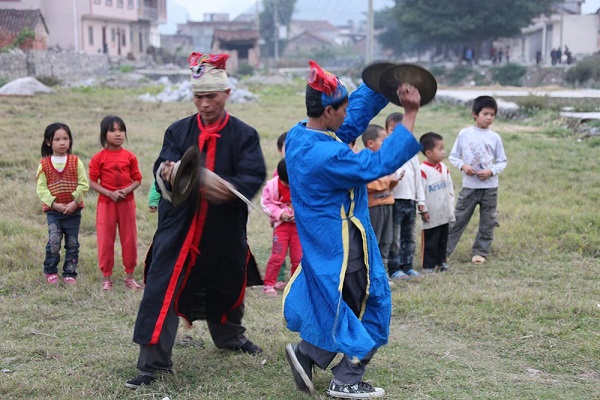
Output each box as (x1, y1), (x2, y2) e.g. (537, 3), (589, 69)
(0, 77), (54, 96)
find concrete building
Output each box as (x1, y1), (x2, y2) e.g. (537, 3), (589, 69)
(0, 0), (166, 59)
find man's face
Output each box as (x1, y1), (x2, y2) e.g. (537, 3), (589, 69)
(324, 102), (348, 132)
(193, 89), (230, 124)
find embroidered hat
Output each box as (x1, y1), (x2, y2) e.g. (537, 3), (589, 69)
(188, 52), (229, 93)
(305, 60), (348, 114)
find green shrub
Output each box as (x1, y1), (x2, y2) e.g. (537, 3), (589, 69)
(492, 63), (527, 86)
(565, 54), (600, 86)
(237, 61), (254, 77)
(35, 75), (62, 87)
(515, 95), (558, 115)
(119, 64), (134, 73)
(446, 65), (473, 85)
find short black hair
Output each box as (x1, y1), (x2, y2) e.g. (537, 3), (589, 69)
(472, 96), (497, 115)
(385, 112), (404, 131)
(277, 131), (287, 152)
(361, 124), (384, 146)
(277, 158), (288, 184)
(419, 131), (443, 155)
(305, 85), (348, 118)
(99, 115), (127, 147)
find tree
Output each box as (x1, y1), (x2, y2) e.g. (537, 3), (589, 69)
(376, 0), (558, 57)
(260, 0), (297, 58)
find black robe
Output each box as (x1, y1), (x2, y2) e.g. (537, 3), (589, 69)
(133, 112), (266, 346)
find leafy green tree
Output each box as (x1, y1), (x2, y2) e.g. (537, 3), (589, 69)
(260, 0), (296, 58)
(376, 0), (558, 57)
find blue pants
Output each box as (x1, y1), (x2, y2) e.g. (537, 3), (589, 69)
(388, 199), (417, 275)
(43, 210), (81, 277)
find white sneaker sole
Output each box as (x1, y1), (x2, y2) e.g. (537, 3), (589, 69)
(285, 343), (314, 393)
(327, 387), (385, 398)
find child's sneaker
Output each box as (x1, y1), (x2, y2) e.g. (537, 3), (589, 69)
(63, 276), (76, 285)
(420, 268), (435, 274)
(125, 278), (143, 290)
(45, 273), (59, 285)
(405, 268), (420, 277)
(327, 380), (385, 398)
(102, 280), (113, 291)
(274, 281), (287, 291)
(390, 270), (409, 280)
(263, 285), (277, 296)
(472, 255), (486, 264)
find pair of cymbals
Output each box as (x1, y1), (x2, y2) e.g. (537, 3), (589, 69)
(362, 62), (437, 106)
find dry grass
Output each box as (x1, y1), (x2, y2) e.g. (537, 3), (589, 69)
(0, 83), (598, 399)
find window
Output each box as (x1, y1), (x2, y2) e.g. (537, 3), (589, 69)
(94, 0), (101, 3)
(88, 26), (94, 45)
(106, 0), (112, 6)
(111, 28), (116, 43)
(128, 0), (133, 8)
(122, 29), (126, 46)
(117, 0), (123, 7)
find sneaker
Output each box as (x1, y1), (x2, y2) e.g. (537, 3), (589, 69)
(387, 278), (394, 287)
(102, 280), (113, 291)
(125, 278), (143, 290)
(274, 281), (287, 291)
(440, 262), (451, 271)
(472, 255), (486, 265)
(390, 270), (409, 280)
(63, 277), (76, 285)
(45, 273), (59, 285)
(327, 380), (385, 398)
(263, 285), (277, 296)
(405, 268), (420, 277)
(232, 339), (263, 355)
(285, 343), (314, 393)
(125, 374), (155, 389)
(420, 268), (435, 274)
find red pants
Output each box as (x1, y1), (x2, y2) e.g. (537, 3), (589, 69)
(263, 222), (302, 286)
(96, 200), (138, 277)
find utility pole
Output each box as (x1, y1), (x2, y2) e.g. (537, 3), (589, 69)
(273, 0), (279, 64)
(366, 0), (374, 64)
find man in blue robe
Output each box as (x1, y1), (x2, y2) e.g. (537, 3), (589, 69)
(283, 61), (422, 398)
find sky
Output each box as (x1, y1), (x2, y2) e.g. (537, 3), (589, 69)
(161, 0), (600, 34)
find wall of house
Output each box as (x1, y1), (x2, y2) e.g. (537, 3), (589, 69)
(0, 50), (109, 81)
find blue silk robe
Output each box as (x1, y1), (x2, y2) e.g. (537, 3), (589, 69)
(283, 84), (422, 360)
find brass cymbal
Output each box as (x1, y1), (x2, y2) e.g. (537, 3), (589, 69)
(362, 62), (437, 106)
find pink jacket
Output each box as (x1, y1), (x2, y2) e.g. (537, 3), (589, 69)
(261, 176), (294, 228)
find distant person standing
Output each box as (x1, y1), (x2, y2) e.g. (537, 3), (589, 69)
(36, 122), (89, 285)
(446, 96), (508, 265)
(88, 115), (143, 291)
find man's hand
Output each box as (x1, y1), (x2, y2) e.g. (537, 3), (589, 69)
(396, 83), (420, 132)
(160, 161), (175, 183)
(201, 168), (236, 204)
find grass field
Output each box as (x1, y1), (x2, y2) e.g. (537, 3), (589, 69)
(0, 81), (599, 400)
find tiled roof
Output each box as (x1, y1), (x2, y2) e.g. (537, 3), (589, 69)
(213, 29), (259, 42)
(0, 9), (48, 36)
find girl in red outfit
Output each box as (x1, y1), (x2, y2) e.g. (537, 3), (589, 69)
(89, 115), (143, 291)
(260, 159), (302, 296)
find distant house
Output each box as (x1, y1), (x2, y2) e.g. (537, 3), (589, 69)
(282, 30), (335, 58)
(0, 0), (166, 58)
(0, 9), (48, 50)
(172, 13), (260, 70)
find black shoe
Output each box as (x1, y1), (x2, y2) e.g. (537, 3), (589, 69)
(327, 380), (385, 398)
(236, 340), (263, 355)
(285, 343), (314, 393)
(125, 374), (155, 389)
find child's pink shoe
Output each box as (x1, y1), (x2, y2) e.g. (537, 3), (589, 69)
(45, 273), (59, 285)
(102, 280), (113, 291)
(274, 281), (287, 291)
(125, 278), (143, 290)
(263, 285), (277, 296)
(63, 277), (76, 285)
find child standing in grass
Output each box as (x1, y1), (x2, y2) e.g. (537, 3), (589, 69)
(88, 115), (143, 291)
(446, 96), (508, 264)
(362, 124), (400, 281)
(36, 122), (89, 285)
(272, 131), (288, 290)
(385, 112), (426, 280)
(260, 158), (301, 296)
(419, 132), (455, 273)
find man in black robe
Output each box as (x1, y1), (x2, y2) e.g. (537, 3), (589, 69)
(126, 53), (266, 389)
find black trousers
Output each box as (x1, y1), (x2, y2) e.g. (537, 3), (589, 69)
(422, 223), (449, 270)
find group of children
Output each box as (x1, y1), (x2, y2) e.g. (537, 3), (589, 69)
(37, 94), (507, 292)
(36, 116), (144, 290)
(260, 95), (507, 291)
